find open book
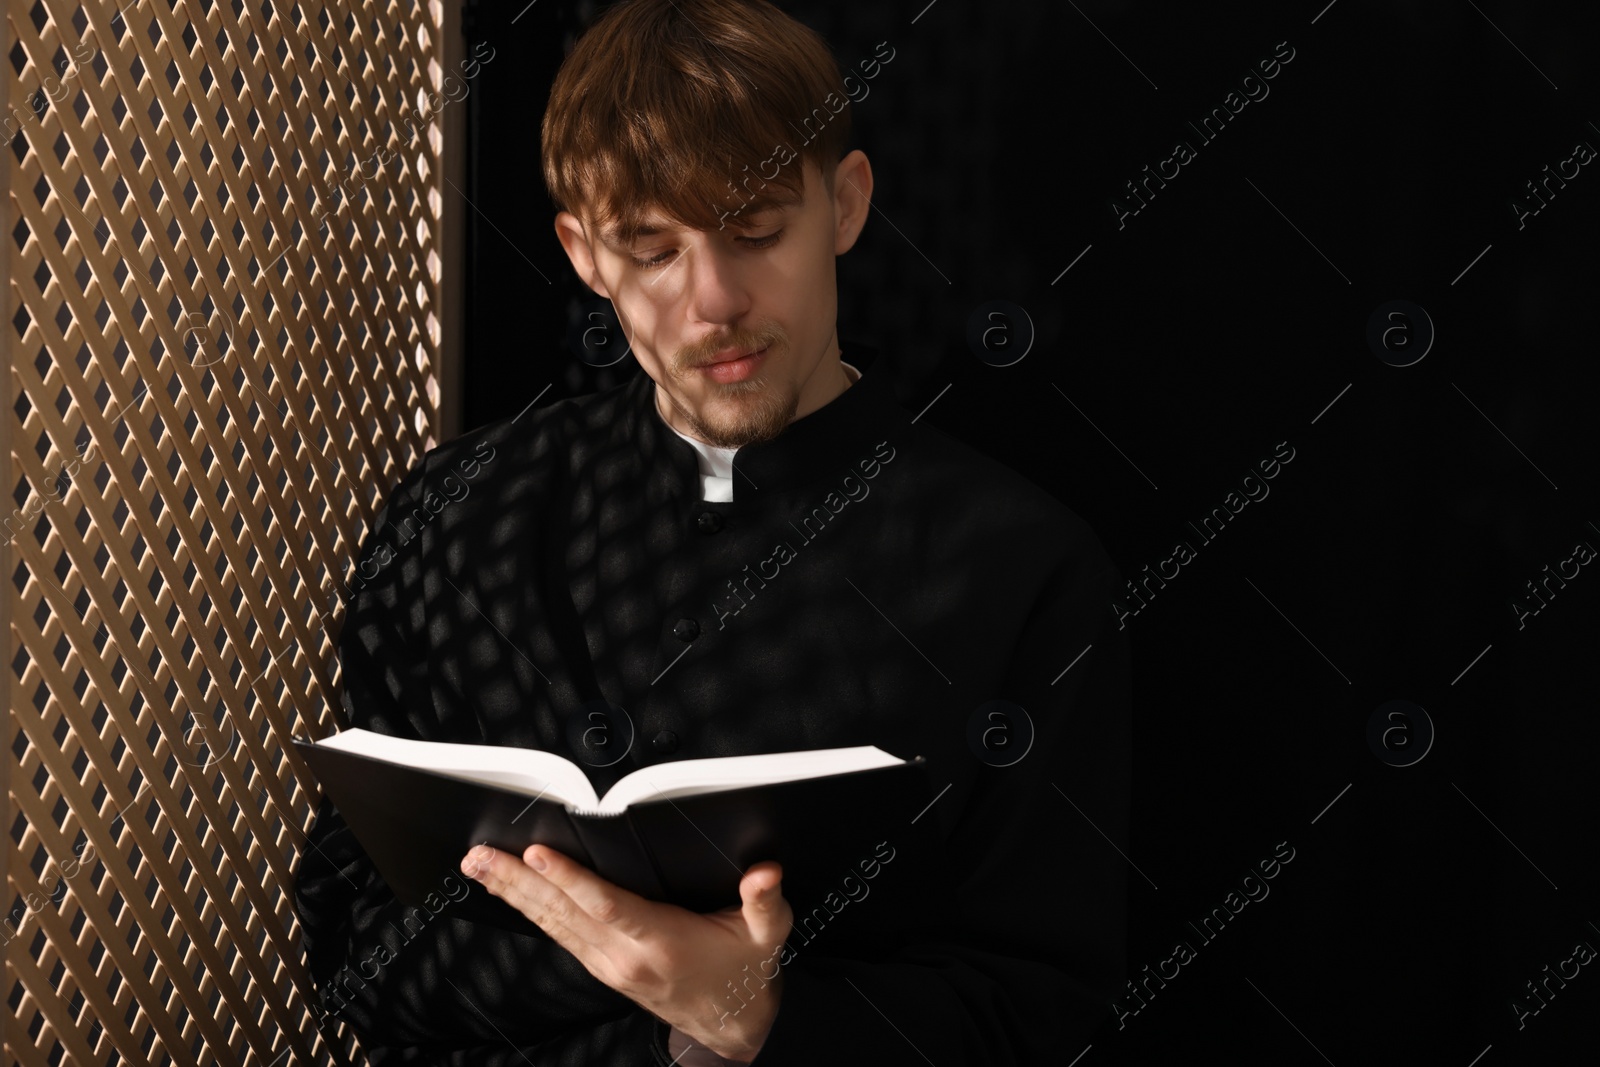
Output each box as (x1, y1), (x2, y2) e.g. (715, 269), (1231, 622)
(311, 727), (907, 815)
(294, 729), (937, 937)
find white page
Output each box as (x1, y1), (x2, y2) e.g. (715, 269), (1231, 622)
(591, 745), (903, 815)
(318, 728), (599, 809)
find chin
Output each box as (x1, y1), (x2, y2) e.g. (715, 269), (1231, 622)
(693, 387), (799, 448)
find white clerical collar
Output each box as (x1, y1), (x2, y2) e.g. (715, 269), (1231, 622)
(658, 359), (862, 502)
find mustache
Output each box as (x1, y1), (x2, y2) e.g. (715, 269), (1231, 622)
(680, 327), (786, 368)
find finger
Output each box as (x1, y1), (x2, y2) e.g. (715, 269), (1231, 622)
(462, 845), (604, 954)
(524, 844), (652, 941)
(738, 861), (791, 943)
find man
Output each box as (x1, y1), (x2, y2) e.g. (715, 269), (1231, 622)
(292, 1), (1131, 1064)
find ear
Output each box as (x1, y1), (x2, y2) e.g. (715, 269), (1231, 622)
(830, 150), (874, 256)
(554, 211), (612, 299)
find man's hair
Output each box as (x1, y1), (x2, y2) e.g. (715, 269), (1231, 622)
(541, 0), (852, 243)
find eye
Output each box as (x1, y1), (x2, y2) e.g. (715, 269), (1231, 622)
(628, 229), (785, 270)
(630, 248), (675, 270)
(740, 228), (784, 251)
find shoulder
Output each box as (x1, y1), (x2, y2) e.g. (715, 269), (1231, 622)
(380, 374), (641, 511)
(894, 417), (1110, 564)
(871, 416), (1125, 646)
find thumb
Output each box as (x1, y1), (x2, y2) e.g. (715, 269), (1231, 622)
(740, 861), (788, 926)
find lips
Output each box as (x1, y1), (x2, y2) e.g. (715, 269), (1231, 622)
(704, 346), (767, 366)
(697, 346), (768, 383)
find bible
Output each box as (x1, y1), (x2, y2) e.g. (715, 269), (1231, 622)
(292, 728), (940, 938)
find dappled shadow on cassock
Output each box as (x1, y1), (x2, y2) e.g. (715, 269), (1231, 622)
(291, 345), (1131, 1065)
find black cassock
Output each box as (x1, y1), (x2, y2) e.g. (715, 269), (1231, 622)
(292, 343), (1132, 1065)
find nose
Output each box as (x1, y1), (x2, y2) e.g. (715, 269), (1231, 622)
(680, 238), (752, 327)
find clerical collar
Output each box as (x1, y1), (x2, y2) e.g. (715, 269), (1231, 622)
(629, 344), (908, 505)
(660, 361), (863, 502)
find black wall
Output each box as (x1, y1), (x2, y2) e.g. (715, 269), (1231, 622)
(456, 2), (1598, 1062)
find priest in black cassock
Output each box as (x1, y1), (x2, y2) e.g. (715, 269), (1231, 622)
(290, 1), (1131, 1064)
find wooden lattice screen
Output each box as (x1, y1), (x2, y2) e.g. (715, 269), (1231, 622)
(3, 0), (463, 1062)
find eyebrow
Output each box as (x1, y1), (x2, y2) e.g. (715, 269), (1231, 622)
(593, 221), (659, 251)
(605, 221), (673, 243)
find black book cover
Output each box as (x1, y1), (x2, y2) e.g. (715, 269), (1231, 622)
(293, 736), (946, 945)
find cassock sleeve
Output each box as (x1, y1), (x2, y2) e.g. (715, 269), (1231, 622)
(747, 526), (1131, 1066)
(290, 459), (669, 1066)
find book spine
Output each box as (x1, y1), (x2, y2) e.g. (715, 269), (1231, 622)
(624, 808), (673, 901)
(568, 810), (669, 900)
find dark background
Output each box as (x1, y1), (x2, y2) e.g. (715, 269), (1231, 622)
(454, 2), (1597, 1062)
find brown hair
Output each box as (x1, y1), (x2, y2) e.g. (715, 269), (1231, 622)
(541, 0), (852, 243)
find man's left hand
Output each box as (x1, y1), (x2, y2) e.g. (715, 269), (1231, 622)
(461, 843), (791, 1063)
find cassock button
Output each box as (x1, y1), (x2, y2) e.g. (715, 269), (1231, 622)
(652, 730), (679, 754)
(697, 512), (724, 534)
(673, 618), (700, 641)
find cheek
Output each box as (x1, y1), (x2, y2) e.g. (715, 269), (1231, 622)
(775, 233), (830, 292)
(791, 241), (836, 310)
(611, 277), (670, 327)
(617, 263), (687, 312)
(609, 295), (677, 366)
(765, 241), (826, 309)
